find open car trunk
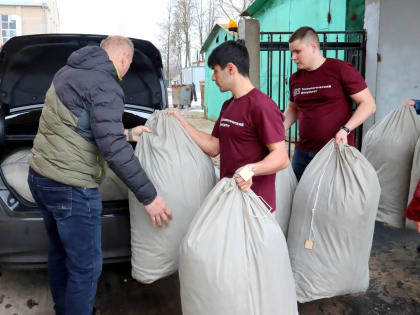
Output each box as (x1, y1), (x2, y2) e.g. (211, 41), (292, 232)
(0, 34), (167, 208)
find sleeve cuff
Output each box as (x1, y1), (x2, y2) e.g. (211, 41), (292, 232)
(138, 185), (157, 206)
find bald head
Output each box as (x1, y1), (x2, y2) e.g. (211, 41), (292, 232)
(101, 35), (134, 59)
(101, 35), (134, 78)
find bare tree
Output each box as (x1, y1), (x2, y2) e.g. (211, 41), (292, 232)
(171, 18), (184, 79)
(194, 0), (205, 61)
(157, 0), (185, 82)
(173, 0), (196, 67)
(205, 0), (218, 43)
(158, 0), (173, 80)
(193, 0), (216, 62)
(158, 0), (254, 83)
(217, 0), (255, 21)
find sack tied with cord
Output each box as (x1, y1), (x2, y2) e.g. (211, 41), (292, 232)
(287, 140), (381, 302)
(129, 110), (216, 284)
(362, 104), (420, 228)
(179, 177), (298, 315)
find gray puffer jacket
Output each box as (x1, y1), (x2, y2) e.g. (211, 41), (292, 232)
(29, 45), (157, 205)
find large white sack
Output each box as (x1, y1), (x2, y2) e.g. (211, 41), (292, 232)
(287, 140), (381, 303)
(98, 166), (128, 201)
(1, 148), (34, 202)
(210, 164), (296, 236)
(179, 178), (298, 315)
(0, 148), (128, 202)
(129, 110), (216, 284)
(362, 104), (420, 228)
(274, 164), (297, 236)
(407, 138), (420, 229)
(216, 164), (296, 236)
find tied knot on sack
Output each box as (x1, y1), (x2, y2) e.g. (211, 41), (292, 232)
(229, 175), (273, 219)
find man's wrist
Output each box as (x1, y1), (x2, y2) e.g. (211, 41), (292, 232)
(127, 128), (134, 141)
(340, 126), (351, 135)
(177, 114), (186, 124)
(237, 165), (255, 181)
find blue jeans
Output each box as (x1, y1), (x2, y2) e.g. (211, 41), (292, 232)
(28, 167), (102, 315)
(413, 99), (420, 115)
(292, 147), (317, 181)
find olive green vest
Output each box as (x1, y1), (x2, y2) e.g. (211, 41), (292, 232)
(29, 84), (105, 188)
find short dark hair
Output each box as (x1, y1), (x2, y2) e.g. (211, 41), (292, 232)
(289, 26), (320, 47)
(207, 40), (250, 77)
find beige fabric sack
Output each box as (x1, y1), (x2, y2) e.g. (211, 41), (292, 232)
(211, 164), (296, 236)
(274, 164), (297, 236)
(215, 164), (296, 236)
(98, 166), (128, 201)
(287, 140), (380, 302)
(1, 148), (34, 202)
(1, 148), (127, 202)
(407, 137), (420, 229)
(179, 178), (298, 315)
(129, 110), (216, 284)
(362, 105), (420, 228)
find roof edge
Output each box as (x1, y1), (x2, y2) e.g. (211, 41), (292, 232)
(200, 24), (234, 54)
(240, 0), (270, 17)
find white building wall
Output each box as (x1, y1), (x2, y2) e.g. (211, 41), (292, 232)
(181, 65), (205, 93)
(365, 0), (420, 127)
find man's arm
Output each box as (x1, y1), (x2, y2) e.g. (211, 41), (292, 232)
(168, 109), (220, 157)
(235, 140), (290, 192)
(335, 87), (376, 144)
(284, 101), (299, 130)
(90, 88), (171, 228)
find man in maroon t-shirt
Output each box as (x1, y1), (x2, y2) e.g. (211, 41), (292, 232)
(284, 26), (376, 180)
(168, 40), (289, 211)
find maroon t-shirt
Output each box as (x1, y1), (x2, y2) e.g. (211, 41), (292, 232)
(211, 88), (285, 210)
(289, 58), (367, 152)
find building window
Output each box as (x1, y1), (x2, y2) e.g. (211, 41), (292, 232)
(1, 14), (20, 44)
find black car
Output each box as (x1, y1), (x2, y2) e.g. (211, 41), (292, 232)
(0, 34), (168, 268)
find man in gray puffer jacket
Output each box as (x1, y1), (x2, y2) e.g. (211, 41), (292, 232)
(27, 36), (171, 315)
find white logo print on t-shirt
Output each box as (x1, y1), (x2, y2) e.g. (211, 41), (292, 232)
(220, 118), (245, 128)
(296, 85), (332, 96)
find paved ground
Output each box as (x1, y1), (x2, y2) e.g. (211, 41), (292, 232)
(0, 107), (419, 315)
(1, 222), (418, 315)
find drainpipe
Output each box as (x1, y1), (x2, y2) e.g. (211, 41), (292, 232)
(42, 1), (47, 33)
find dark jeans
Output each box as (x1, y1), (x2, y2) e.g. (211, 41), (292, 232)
(292, 147), (317, 181)
(28, 167), (102, 315)
(413, 99), (420, 115)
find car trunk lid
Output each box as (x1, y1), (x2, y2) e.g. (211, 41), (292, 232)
(0, 34), (166, 114)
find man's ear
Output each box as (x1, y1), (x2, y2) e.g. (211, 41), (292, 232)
(226, 62), (236, 75)
(311, 41), (318, 52)
(121, 52), (129, 67)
